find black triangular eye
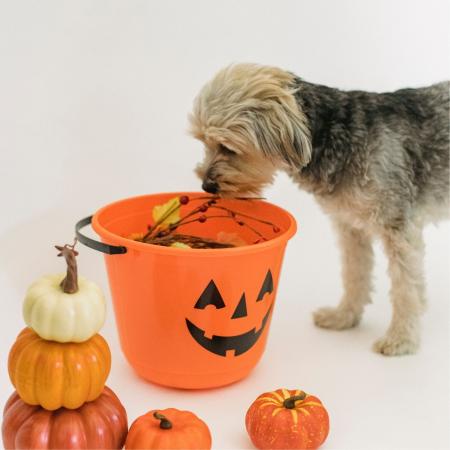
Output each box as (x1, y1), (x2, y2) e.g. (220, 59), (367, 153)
(257, 270), (273, 301)
(231, 293), (248, 319)
(194, 280), (226, 309)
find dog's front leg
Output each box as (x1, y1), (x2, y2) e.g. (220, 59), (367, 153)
(373, 225), (425, 356)
(314, 220), (373, 330)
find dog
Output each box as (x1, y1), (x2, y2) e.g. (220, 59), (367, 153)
(189, 63), (449, 356)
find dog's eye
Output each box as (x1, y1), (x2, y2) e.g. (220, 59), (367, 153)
(219, 144), (235, 155)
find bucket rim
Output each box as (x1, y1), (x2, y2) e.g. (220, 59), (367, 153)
(91, 192), (297, 256)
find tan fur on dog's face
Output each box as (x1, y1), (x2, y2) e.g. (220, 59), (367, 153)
(189, 63), (311, 196)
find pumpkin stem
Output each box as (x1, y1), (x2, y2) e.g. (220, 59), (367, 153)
(283, 392), (307, 409)
(153, 412), (173, 430)
(55, 239), (79, 294)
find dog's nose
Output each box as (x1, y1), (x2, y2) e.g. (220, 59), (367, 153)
(202, 180), (219, 194)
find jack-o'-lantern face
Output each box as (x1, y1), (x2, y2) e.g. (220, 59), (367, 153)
(185, 270), (274, 356)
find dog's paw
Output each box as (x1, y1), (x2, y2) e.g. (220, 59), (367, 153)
(313, 306), (361, 330)
(373, 333), (419, 356)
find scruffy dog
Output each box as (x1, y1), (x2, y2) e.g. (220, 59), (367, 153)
(189, 63), (449, 356)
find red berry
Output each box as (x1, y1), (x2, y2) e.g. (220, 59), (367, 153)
(273, 226), (280, 233)
(237, 221), (244, 226)
(199, 215), (207, 223)
(179, 195), (189, 205)
(199, 204), (208, 212)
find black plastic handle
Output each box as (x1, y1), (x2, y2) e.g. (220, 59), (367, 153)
(75, 216), (127, 255)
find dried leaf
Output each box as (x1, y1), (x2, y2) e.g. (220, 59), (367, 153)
(128, 232), (144, 241)
(170, 242), (191, 249)
(152, 197), (181, 229)
(216, 232), (247, 247)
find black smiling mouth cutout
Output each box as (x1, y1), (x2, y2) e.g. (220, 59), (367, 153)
(186, 305), (272, 356)
(186, 270), (274, 357)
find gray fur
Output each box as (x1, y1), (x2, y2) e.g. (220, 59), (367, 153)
(292, 79), (449, 228)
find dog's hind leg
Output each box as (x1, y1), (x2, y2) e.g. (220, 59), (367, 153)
(373, 224), (425, 356)
(314, 221), (374, 330)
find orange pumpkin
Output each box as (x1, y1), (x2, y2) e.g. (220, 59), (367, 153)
(2, 386), (128, 450)
(125, 408), (212, 449)
(8, 327), (111, 410)
(245, 388), (329, 449)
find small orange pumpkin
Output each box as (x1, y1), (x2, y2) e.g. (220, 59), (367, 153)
(2, 386), (128, 449)
(125, 408), (212, 449)
(245, 388), (329, 449)
(8, 327), (111, 410)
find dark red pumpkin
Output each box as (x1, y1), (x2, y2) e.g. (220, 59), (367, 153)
(2, 386), (128, 450)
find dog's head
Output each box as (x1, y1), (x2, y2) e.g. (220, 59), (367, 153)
(189, 63), (311, 196)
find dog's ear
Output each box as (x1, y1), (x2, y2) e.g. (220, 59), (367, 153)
(251, 97), (312, 168)
(279, 101), (312, 168)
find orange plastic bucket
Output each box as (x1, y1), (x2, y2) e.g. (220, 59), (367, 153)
(76, 193), (296, 389)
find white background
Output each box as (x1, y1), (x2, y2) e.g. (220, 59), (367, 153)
(1, 1), (449, 449)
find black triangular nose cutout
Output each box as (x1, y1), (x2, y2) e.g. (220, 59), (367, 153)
(231, 293), (248, 319)
(194, 280), (226, 309)
(257, 270), (273, 301)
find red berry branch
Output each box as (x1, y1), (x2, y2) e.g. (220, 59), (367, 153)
(131, 196), (280, 249)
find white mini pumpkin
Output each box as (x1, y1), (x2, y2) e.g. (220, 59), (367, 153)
(23, 273), (106, 343)
(22, 242), (106, 343)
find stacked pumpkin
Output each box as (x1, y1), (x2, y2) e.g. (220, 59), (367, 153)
(2, 242), (128, 450)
